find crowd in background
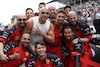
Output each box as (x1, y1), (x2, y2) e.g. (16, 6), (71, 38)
(73, 0), (100, 23)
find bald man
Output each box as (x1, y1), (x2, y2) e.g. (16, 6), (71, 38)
(67, 11), (93, 60)
(48, 5), (57, 24)
(23, 7), (55, 50)
(0, 14), (27, 62)
(0, 33), (35, 67)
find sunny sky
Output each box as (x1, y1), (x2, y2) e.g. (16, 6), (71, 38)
(0, 0), (65, 26)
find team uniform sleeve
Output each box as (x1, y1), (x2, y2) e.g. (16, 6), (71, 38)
(78, 20), (93, 42)
(0, 29), (14, 44)
(47, 53), (64, 67)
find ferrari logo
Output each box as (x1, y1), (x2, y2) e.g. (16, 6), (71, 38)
(46, 59), (50, 64)
(15, 36), (19, 40)
(25, 52), (29, 56)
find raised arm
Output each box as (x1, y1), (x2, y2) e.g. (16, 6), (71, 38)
(23, 19), (33, 34)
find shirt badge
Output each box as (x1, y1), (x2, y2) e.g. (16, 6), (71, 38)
(25, 52), (29, 56)
(46, 59), (50, 64)
(15, 36), (19, 40)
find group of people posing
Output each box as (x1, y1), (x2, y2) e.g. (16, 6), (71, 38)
(0, 2), (96, 67)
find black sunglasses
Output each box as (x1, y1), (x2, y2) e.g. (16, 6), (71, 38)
(18, 19), (27, 21)
(41, 12), (49, 14)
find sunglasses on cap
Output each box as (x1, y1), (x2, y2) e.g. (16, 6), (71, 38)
(41, 12), (49, 14)
(18, 19), (27, 21)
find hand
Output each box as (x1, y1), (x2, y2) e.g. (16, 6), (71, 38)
(8, 24), (14, 29)
(71, 38), (78, 46)
(33, 25), (44, 36)
(11, 49), (20, 60)
(0, 54), (9, 62)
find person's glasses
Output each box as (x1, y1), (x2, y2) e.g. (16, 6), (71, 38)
(18, 19), (27, 21)
(41, 12), (49, 14)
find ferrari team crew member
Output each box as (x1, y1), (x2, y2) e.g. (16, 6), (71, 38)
(0, 33), (35, 67)
(48, 5), (57, 24)
(62, 26), (91, 67)
(32, 40), (64, 67)
(0, 14), (27, 62)
(67, 11), (92, 59)
(46, 9), (66, 62)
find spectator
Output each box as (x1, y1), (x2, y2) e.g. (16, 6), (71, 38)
(86, 18), (96, 34)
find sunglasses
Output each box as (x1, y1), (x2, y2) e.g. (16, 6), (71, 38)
(41, 12), (49, 14)
(18, 19), (27, 21)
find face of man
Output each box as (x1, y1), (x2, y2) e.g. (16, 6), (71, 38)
(20, 34), (31, 48)
(39, 8), (49, 23)
(17, 14), (26, 29)
(68, 14), (78, 25)
(39, 4), (45, 11)
(48, 6), (56, 18)
(56, 13), (65, 25)
(26, 9), (34, 19)
(36, 44), (46, 57)
(65, 8), (71, 16)
(64, 28), (74, 40)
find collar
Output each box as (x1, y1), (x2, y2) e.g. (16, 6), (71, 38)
(54, 21), (64, 30)
(38, 53), (47, 63)
(15, 24), (23, 34)
(19, 43), (28, 51)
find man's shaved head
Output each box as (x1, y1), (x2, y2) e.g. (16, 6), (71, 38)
(48, 5), (56, 18)
(17, 14), (26, 19)
(48, 5), (56, 10)
(68, 11), (78, 25)
(67, 11), (77, 17)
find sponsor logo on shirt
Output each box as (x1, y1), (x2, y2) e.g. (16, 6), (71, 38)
(25, 52), (29, 56)
(15, 36), (19, 40)
(46, 59), (50, 64)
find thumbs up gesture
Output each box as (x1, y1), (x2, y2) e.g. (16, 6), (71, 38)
(11, 49), (20, 60)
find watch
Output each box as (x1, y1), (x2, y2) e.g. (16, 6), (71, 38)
(78, 38), (81, 43)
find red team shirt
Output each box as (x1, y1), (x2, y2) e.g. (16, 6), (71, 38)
(0, 24), (22, 45)
(0, 43), (33, 67)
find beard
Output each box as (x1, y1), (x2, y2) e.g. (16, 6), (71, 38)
(21, 43), (28, 49)
(18, 22), (26, 29)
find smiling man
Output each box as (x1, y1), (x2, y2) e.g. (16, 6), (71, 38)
(33, 40), (64, 67)
(46, 9), (66, 62)
(26, 8), (34, 20)
(63, 25), (91, 67)
(0, 14), (27, 62)
(23, 7), (55, 50)
(0, 33), (35, 67)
